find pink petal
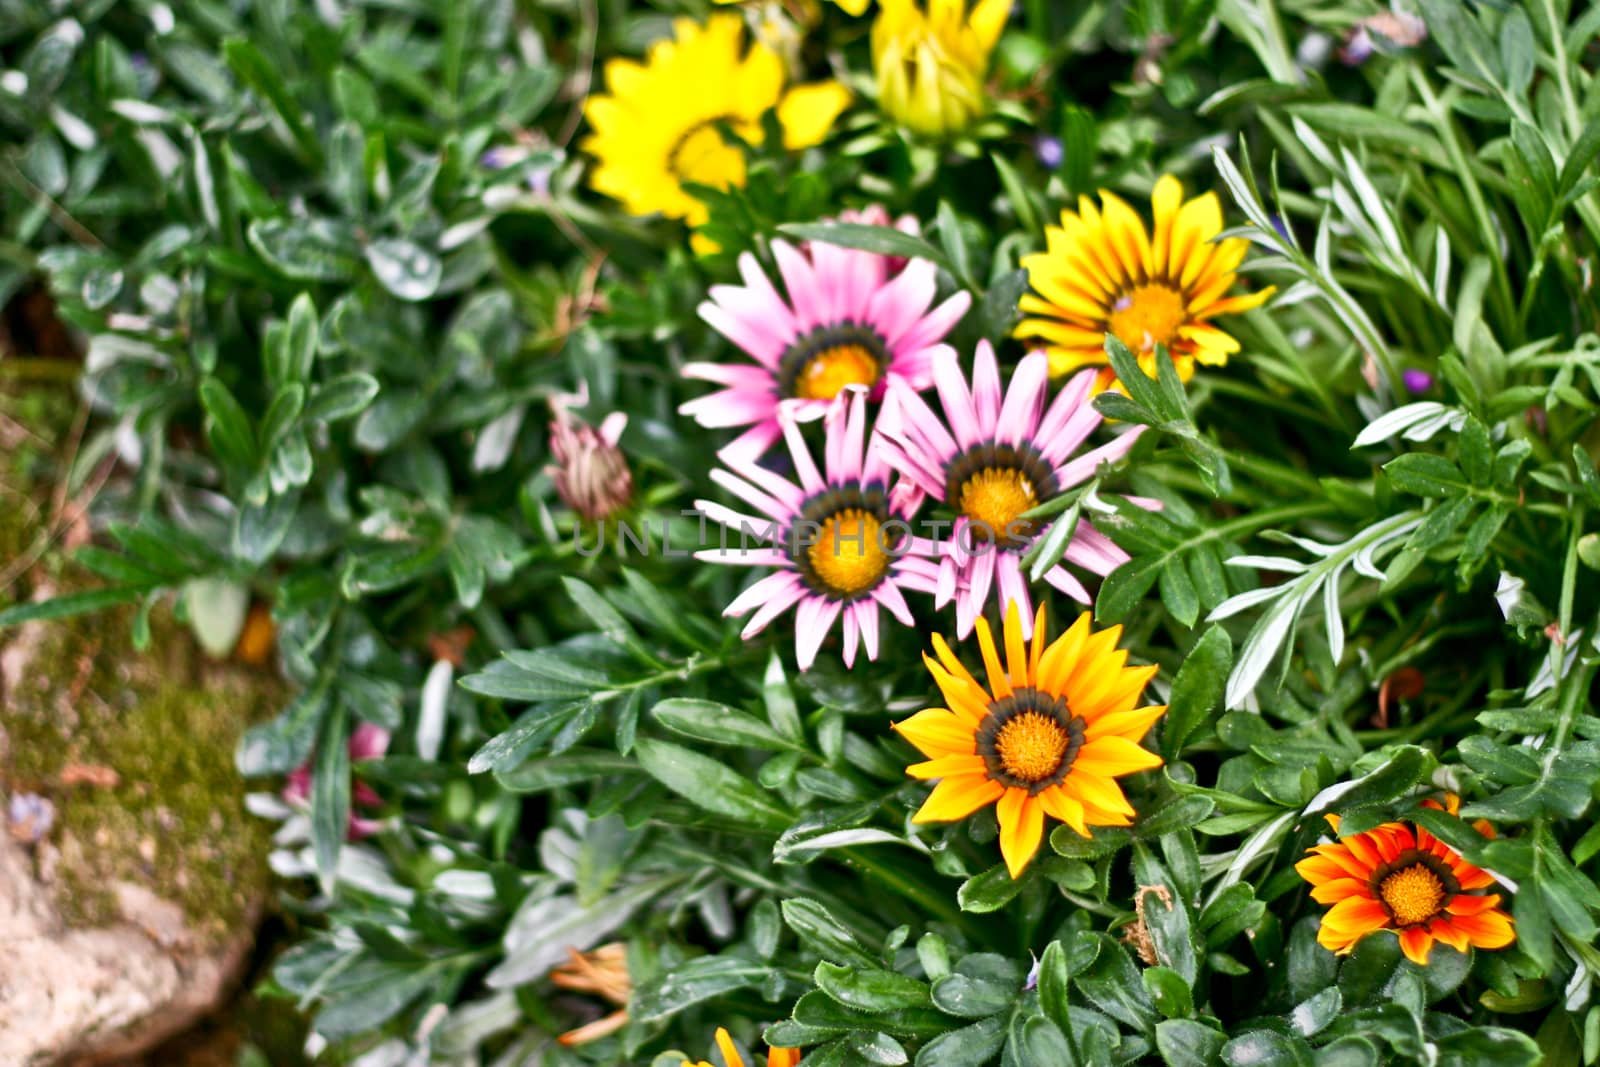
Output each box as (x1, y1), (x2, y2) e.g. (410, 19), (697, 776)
(794, 596), (843, 670)
(1053, 426), (1145, 488)
(774, 241), (825, 331)
(841, 606), (860, 667)
(890, 288), (972, 359)
(1043, 564), (1092, 602)
(970, 341), (1002, 436)
(699, 301), (787, 368)
(995, 352), (1050, 447)
(711, 468), (789, 521)
(741, 574), (809, 636)
(867, 258), (937, 350)
(873, 578), (916, 625)
(933, 347), (983, 450)
(855, 600), (881, 660)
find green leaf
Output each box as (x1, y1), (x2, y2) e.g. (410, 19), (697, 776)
(1096, 555), (1162, 624)
(777, 222), (950, 275)
(1221, 1030), (1313, 1066)
(1142, 965), (1193, 1019)
(1383, 453), (1467, 497)
(814, 962), (931, 1012)
(1036, 941), (1072, 1033)
(634, 738), (790, 832)
(1009, 1014), (1072, 1066)
(1163, 626), (1231, 758)
(304, 373), (380, 423)
(222, 38), (321, 162)
(1156, 1019), (1226, 1067)
(912, 1015), (1005, 1067)
(563, 576), (657, 663)
(631, 956), (769, 1024)
(0, 585), (147, 628)
(198, 376), (257, 471)
(365, 238), (442, 301)
(311, 700), (351, 896)
(1304, 745), (1431, 816)
(248, 218), (361, 282)
(781, 898), (876, 968)
(957, 862), (1026, 913)
(653, 697), (800, 752)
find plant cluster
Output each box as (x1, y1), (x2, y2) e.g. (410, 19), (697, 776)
(5, 0), (1600, 1065)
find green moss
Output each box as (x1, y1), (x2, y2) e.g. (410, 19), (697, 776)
(2, 374), (281, 945)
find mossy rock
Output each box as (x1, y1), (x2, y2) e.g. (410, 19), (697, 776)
(1, 370), (280, 945)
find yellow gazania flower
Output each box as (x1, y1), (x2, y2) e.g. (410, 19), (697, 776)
(1016, 175), (1276, 389)
(683, 1027), (801, 1067)
(895, 602), (1166, 878)
(1295, 796), (1515, 966)
(581, 14), (850, 228)
(871, 0), (1008, 138)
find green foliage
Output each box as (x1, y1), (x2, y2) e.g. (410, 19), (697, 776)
(7, 0), (1600, 1065)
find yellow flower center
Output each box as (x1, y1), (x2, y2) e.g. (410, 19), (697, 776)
(993, 710), (1072, 784)
(794, 343), (882, 400)
(958, 468), (1038, 542)
(1107, 283), (1188, 354)
(807, 509), (889, 596)
(667, 117), (748, 190)
(1379, 863), (1446, 926)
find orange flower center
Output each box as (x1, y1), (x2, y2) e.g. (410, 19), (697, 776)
(958, 468), (1037, 543)
(1379, 863), (1445, 926)
(1107, 283), (1187, 354)
(993, 710), (1072, 784)
(794, 343), (882, 400)
(807, 509), (889, 596)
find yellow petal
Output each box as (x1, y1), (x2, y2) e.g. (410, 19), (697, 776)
(1003, 600), (1030, 688)
(1038, 786), (1090, 837)
(907, 753), (987, 780)
(1036, 611), (1092, 695)
(1083, 702), (1166, 743)
(1072, 736), (1163, 777)
(778, 81), (851, 149)
(974, 615), (1013, 699)
(923, 655), (991, 724)
(893, 707), (978, 757)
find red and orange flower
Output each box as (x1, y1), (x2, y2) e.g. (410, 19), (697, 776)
(1295, 796), (1515, 966)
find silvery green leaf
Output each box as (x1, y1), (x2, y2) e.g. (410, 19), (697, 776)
(366, 238), (443, 301)
(183, 575), (250, 657)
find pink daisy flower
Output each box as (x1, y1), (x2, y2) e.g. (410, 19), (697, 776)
(694, 391), (939, 669)
(680, 216), (972, 458)
(877, 342), (1144, 639)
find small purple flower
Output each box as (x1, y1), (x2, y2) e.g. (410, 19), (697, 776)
(1269, 214), (1292, 243)
(1403, 369), (1434, 395)
(1034, 135), (1064, 170)
(8, 792), (55, 844)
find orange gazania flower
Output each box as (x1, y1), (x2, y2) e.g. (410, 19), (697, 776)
(683, 1028), (800, 1067)
(894, 601), (1166, 878)
(1295, 796), (1515, 966)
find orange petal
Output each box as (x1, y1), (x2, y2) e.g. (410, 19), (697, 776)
(1445, 907), (1515, 949)
(931, 633), (981, 690)
(1307, 843), (1373, 880)
(1397, 926), (1434, 966)
(1309, 877), (1372, 905)
(997, 789), (1045, 878)
(1445, 893), (1501, 916)
(1320, 896), (1389, 936)
(1028, 603), (1049, 680)
(715, 1028), (747, 1067)
(1427, 918), (1471, 953)
(913, 774), (1004, 823)
(923, 657), (990, 725)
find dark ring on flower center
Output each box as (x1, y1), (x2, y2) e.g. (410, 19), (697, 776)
(943, 440), (1060, 550)
(776, 323), (890, 400)
(1368, 847), (1460, 927)
(666, 114), (740, 178)
(977, 686), (1085, 793)
(787, 482), (898, 601)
